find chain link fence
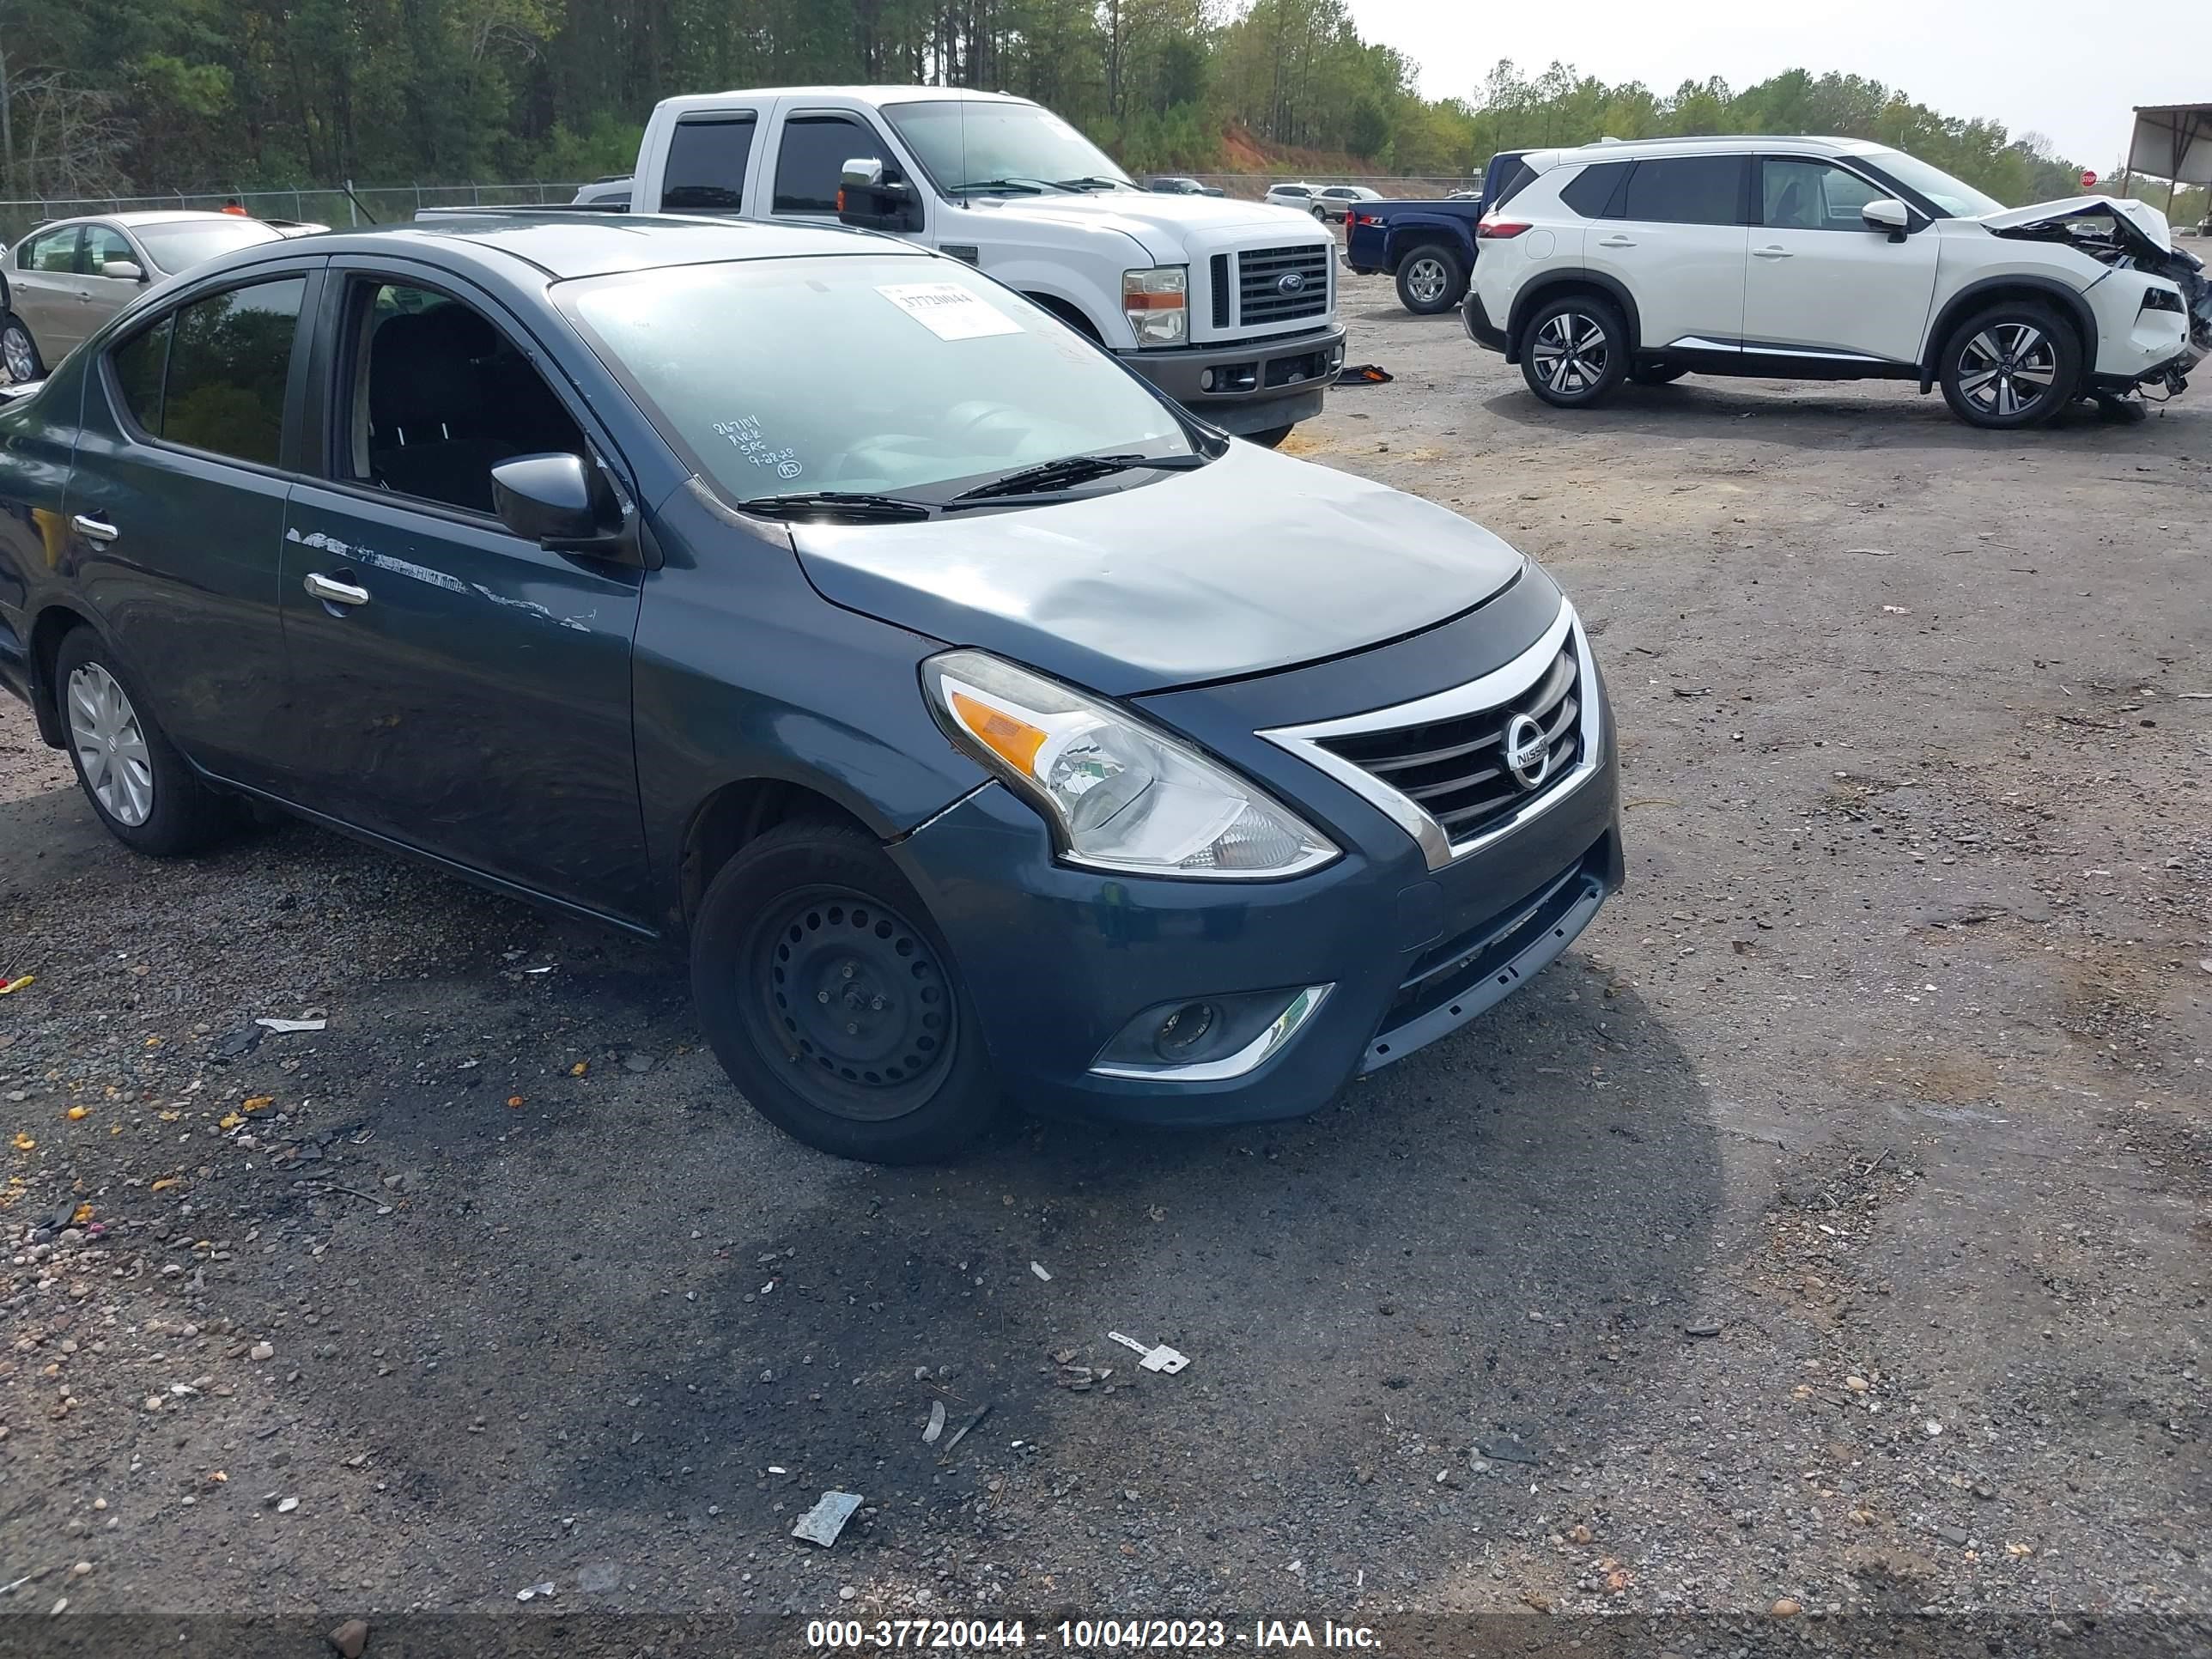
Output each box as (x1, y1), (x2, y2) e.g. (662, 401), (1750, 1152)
(0, 182), (591, 246)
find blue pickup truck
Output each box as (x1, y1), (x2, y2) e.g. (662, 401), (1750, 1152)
(1346, 150), (1533, 314)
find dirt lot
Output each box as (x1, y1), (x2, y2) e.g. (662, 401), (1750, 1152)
(0, 270), (2206, 1647)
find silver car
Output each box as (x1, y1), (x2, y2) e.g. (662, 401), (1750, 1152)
(0, 211), (308, 384)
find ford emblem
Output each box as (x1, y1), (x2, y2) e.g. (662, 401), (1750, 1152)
(1277, 270), (1306, 295)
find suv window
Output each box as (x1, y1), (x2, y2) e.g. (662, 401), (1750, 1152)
(345, 281), (587, 515)
(84, 227), (137, 277)
(110, 276), (305, 467)
(1557, 161), (1629, 218)
(774, 114), (884, 216)
(21, 226), (80, 271)
(661, 114), (757, 212)
(1621, 155), (1747, 226)
(1761, 159), (1883, 231)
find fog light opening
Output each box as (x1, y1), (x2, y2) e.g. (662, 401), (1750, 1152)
(1199, 368), (1216, 392)
(1153, 1000), (1218, 1060)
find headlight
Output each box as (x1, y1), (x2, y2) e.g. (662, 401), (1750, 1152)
(922, 649), (1337, 879)
(2140, 285), (2185, 315)
(1122, 266), (1188, 346)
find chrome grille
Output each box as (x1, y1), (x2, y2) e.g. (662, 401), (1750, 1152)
(1316, 638), (1582, 848)
(1237, 244), (1330, 326)
(1209, 254), (1231, 329)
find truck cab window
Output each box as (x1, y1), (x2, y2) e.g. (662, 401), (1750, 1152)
(774, 115), (883, 215)
(661, 114), (757, 212)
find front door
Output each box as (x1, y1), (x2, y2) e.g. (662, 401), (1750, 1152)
(76, 226), (150, 344)
(1743, 157), (1941, 365)
(1580, 154), (1750, 352)
(276, 269), (649, 920)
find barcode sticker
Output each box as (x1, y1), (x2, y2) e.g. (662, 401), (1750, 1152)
(877, 282), (1023, 341)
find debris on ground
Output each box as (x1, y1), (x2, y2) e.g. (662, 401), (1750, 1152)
(0, 974), (33, 996)
(922, 1400), (946, 1444)
(325, 1618), (370, 1658)
(939, 1403), (992, 1453)
(515, 1580), (556, 1601)
(791, 1490), (864, 1547)
(1335, 363), (1394, 384)
(1030, 1261), (1051, 1281)
(1109, 1329), (1189, 1373)
(255, 1016), (327, 1033)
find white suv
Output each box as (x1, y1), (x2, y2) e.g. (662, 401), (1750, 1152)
(1466, 135), (2210, 428)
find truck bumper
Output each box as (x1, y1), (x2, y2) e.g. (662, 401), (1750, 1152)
(1120, 323), (1346, 436)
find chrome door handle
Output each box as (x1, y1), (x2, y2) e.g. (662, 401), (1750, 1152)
(70, 514), (119, 544)
(303, 572), (370, 607)
(1753, 246), (1792, 259)
(1596, 235), (1637, 247)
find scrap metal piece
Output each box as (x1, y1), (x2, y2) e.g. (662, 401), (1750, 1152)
(922, 1400), (946, 1444)
(1108, 1330), (1190, 1374)
(791, 1490), (863, 1547)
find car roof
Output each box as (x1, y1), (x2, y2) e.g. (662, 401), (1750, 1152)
(293, 211), (933, 281)
(657, 84), (1030, 110)
(1541, 134), (1891, 167)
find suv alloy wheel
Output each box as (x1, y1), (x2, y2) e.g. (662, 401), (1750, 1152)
(1520, 295), (1629, 407)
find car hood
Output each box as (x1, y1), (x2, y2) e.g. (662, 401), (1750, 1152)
(961, 190), (1322, 260)
(1980, 194), (2174, 255)
(789, 444), (1532, 696)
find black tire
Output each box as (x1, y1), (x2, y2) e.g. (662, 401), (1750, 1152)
(1517, 294), (1629, 408)
(51, 625), (234, 856)
(690, 818), (1000, 1164)
(1628, 362), (1689, 386)
(1394, 244), (1468, 314)
(1243, 424), (1294, 449)
(1, 312), (41, 385)
(1936, 301), (2080, 428)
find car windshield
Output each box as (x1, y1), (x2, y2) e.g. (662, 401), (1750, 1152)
(562, 255), (1193, 502)
(1862, 149), (2004, 219)
(884, 100), (1134, 193)
(133, 219), (286, 273)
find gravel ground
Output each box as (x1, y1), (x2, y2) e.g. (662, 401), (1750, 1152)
(0, 270), (2205, 1646)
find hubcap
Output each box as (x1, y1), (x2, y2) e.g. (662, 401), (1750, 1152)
(746, 886), (957, 1121)
(1531, 311), (1609, 394)
(66, 662), (155, 827)
(1956, 322), (2057, 417)
(2, 325), (32, 384)
(1406, 258), (1448, 304)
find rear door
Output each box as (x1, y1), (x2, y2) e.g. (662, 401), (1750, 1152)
(1742, 156), (1939, 364)
(1580, 154), (1749, 352)
(653, 107), (763, 213)
(9, 225), (85, 358)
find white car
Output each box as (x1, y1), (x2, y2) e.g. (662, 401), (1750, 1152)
(1310, 185), (1382, 222)
(1264, 182), (1319, 213)
(1465, 135), (2210, 428)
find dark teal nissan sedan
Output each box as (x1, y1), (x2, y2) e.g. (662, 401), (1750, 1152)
(0, 213), (1620, 1163)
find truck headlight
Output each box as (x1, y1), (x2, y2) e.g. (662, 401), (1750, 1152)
(1122, 266), (1188, 346)
(923, 649), (1337, 878)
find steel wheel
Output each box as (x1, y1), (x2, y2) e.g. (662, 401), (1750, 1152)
(1530, 309), (1610, 394)
(1, 319), (36, 385)
(66, 662), (155, 827)
(1954, 322), (2058, 420)
(744, 884), (959, 1122)
(1403, 256), (1449, 307)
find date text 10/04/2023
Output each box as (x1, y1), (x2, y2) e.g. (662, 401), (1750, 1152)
(803, 1619), (1385, 1650)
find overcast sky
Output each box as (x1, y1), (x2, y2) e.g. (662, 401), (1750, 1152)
(1346, 0), (2212, 174)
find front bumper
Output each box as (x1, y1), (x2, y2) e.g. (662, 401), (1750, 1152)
(891, 623), (1622, 1127)
(1120, 323), (1347, 435)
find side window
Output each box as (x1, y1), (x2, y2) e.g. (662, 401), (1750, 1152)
(84, 228), (137, 278)
(660, 114), (757, 212)
(774, 114), (883, 216)
(21, 227), (80, 272)
(1762, 160), (1881, 231)
(1557, 161), (1629, 218)
(1620, 156), (1747, 226)
(347, 281), (587, 516)
(109, 318), (172, 434)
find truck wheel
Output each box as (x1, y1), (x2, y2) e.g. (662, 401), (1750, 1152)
(1395, 246), (1467, 314)
(1519, 294), (1628, 409)
(691, 818), (1000, 1164)
(1937, 301), (2078, 428)
(52, 624), (234, 856)
(1, 313), (40, 385)
(1243, 426), (1294, 449)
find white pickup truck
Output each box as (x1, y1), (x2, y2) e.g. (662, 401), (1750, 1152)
(613, 85), (1346, 444)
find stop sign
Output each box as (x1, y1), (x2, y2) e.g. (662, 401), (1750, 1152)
(2081, 169), (2098, 189)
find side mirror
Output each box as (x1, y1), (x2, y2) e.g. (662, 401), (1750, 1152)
(104, 261), (146, 283)
(491, 452), (631, 558)
(1861, 198), (1911, 240)
(837, 157), (921, 232)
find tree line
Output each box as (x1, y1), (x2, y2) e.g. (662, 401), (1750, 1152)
(3, 0), (2199, 225)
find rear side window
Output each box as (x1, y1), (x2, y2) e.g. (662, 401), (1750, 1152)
(660, 114), (757, 212)
(111, 276), (305, 467)
(774, 114), (884, 215)
(1621, 155), (1747, 225)
(1558, 161), (1630, 218)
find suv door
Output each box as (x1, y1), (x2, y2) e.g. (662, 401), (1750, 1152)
(1581, 155), (1749, 353)
(64, 266), (319, 787)
(1742, 156), (1939, 365)
(10, 224), (85, 359)
(276, 264), (649, 919)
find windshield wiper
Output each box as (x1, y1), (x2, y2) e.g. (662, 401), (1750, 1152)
(950, 452), (1206, 502)
(950, 177), (1066, 196)
(1054, 175), (1133, 192)
(734, 491), (934, 523)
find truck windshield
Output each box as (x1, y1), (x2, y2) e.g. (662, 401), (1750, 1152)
(562, 254), (1193, 503)
(883, 100), (1136, 194)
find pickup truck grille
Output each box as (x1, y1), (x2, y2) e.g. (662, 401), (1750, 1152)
(1236, 244), (1330, 327)
(1316, 637), (1582, 849)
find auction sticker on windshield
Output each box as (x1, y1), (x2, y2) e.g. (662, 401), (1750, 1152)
(878, 283), (1024, 341)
